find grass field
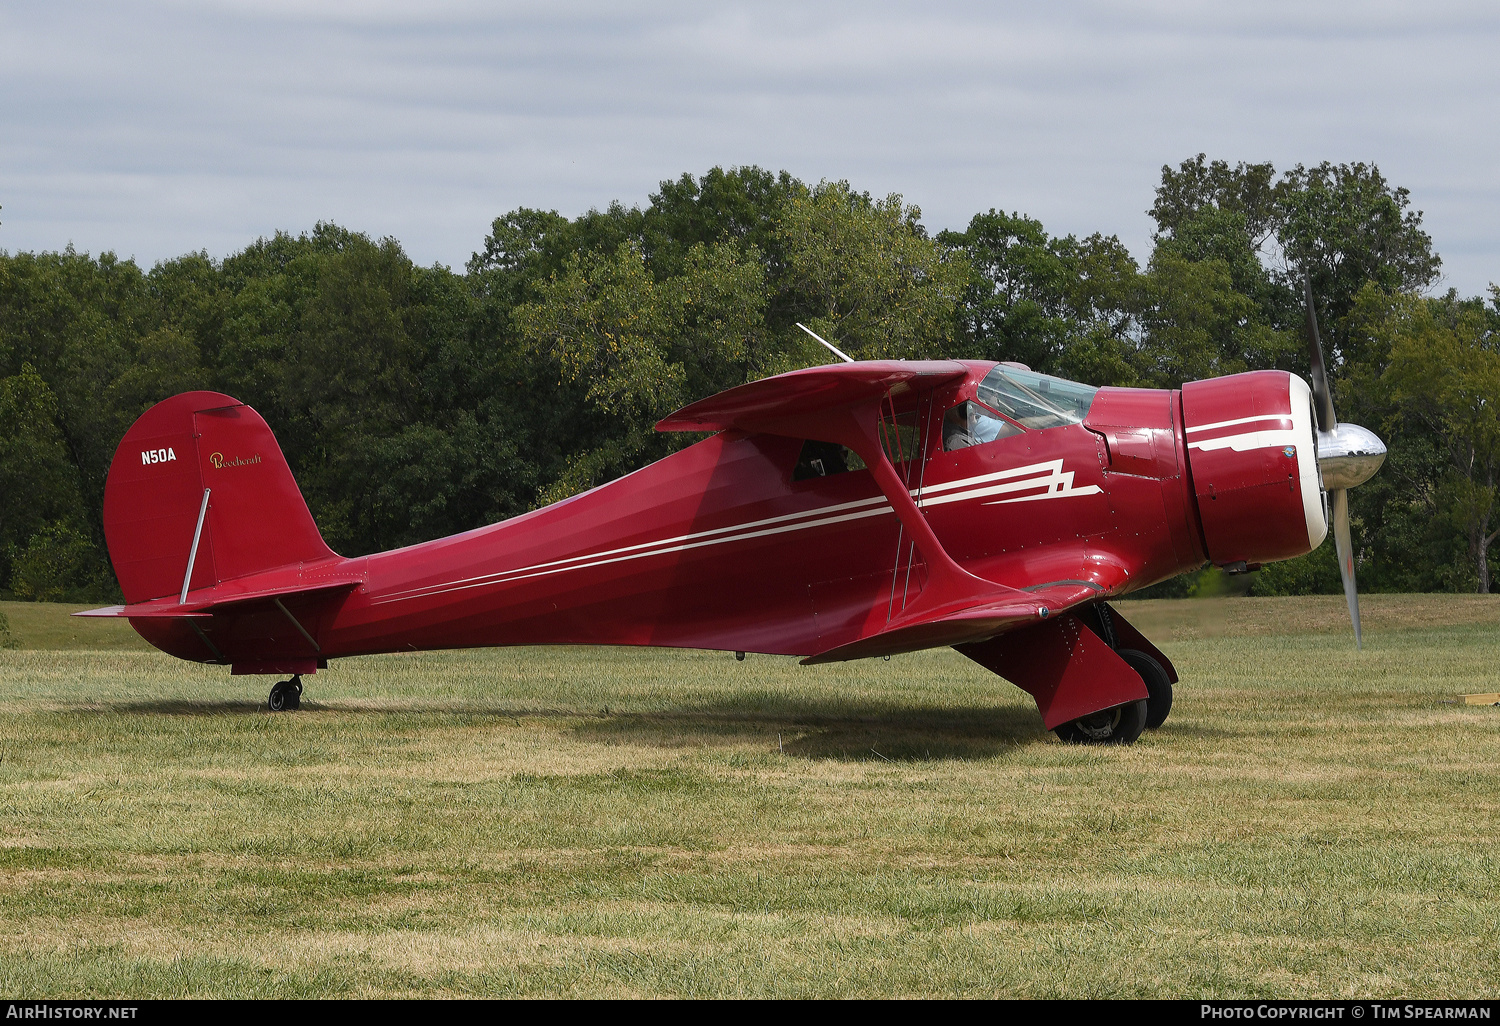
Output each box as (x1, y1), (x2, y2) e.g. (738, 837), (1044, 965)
(1, 595), (1498, 998)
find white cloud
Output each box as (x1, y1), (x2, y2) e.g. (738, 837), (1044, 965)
(2, 1), (1496, 294)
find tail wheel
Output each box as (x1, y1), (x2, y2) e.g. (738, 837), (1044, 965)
(267, 676), (302, 712)
(1118, 648), (1172, 729)
(1054, 699), (1147, 745)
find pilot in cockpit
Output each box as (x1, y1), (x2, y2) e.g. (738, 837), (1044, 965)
(943, 401), (1020, 451)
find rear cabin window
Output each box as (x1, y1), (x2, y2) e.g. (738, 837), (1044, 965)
(791, 409), (927, 482)
(976, 365), (1099, 430)
(793, 440), (866, 480)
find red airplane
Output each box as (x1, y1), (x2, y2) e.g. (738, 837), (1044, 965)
(79, 302), (1385, 744)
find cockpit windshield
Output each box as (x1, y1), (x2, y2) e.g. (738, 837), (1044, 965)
(976, 365), (1099, 430)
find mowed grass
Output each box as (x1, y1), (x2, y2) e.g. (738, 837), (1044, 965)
(1, 596), (1499, 998)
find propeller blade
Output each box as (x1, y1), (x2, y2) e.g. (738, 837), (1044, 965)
(1303, 277), (1337, 432)
(1330, 487), (1362, 649)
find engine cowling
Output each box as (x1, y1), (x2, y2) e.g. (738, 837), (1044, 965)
(1181, 370), (1327, 566)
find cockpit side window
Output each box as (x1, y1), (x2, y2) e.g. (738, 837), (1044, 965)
(943, 401), (1023, 451)
(976, 365), (1099, 430)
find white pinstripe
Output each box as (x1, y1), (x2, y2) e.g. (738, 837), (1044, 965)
(373, 459), (1103, 605)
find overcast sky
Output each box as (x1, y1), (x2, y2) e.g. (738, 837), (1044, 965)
(2, 1), (1497, 295)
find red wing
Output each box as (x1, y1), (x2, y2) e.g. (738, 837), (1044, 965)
(800, 580), (1103, 664)
(655, 360), (969, 435)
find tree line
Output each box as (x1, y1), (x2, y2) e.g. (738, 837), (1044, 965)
(1, 157), (1497, 602)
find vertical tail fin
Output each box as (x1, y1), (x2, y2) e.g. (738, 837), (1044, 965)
(103, 391), (336, 604)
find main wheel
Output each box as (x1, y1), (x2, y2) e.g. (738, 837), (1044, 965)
(1118, 649), (1172, 729)
(1054, 699), (1148, 745)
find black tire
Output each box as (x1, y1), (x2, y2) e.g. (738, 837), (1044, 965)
(1118, 648), (1172, 729)
(268, 678), (297, 712)
(1054, 699), (1148, 745)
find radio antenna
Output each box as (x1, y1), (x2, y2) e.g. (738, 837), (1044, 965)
(796, 322), (855, 364)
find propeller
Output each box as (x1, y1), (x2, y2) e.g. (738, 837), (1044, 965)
(1303, 278), (1387, 648)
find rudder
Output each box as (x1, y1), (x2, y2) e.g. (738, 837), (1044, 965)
(103, 391), (336, 604)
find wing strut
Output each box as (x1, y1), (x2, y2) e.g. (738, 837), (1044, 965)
(770, 395), (1025, 639)
(274, 597), (321, 653)
(884, 390), (934, 622)
(189, 620), (223, 662)
(658, 360), (1077, 660)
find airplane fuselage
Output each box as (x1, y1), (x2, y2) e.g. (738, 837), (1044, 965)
(122, 360), (1320, 674)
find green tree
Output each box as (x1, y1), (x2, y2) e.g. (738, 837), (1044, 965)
(776, 181), (967, 363)
(466, 208), (579, 309)
(1045, 233), (1145, 386)
(1135, 249), (1296, 387)
(1149, 155), (1282, 252)
(0, 364), (90, 589)
(1146, 155), (1441, 381)
(514, 240), (770, 503)
(207, 224), (542, 554)
(642, 166), (802, 283)
(10, 519), (104, 601)
(1144, 157), (1303, 385)
(938, 210), (1079, 372)
(939, 212), (1145, 386)
(1146, 156), (1453, 595)
(0, 248), (167, 540)
(1380, 288), (1500, 591)
(1279, 161), (1442, 364)
(0, 161), (1473, 602)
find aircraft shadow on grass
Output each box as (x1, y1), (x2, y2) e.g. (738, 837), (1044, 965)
(89, 698), (288, 716)
(82, 696), (1054, 760)
(573, 703), (1049, 761)
(570, 703), (1234, 759)
(82, 697), (1228, 757)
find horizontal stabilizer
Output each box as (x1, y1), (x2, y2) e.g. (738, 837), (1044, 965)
(73, 568), (362, 620)
(73, 605), (212, 620)
(656, 360), (969, 436)
(801, 581), (1101, 664)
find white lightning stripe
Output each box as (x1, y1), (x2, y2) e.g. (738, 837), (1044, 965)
(376, 493), (891, 603)
(999, 480), (1105, 503)
(982, 460), (1102, 505)
(915, 461), (1069, 497)
(921, 462), (1101, 508)
(378, 465), (1047, 603)
(374, 505), (895, 605)
(373, 458), (1100, 606)
(468, 507), (891, 589)
(1187, 414), (1293, 435)
(1188, 429), (1301, 453)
